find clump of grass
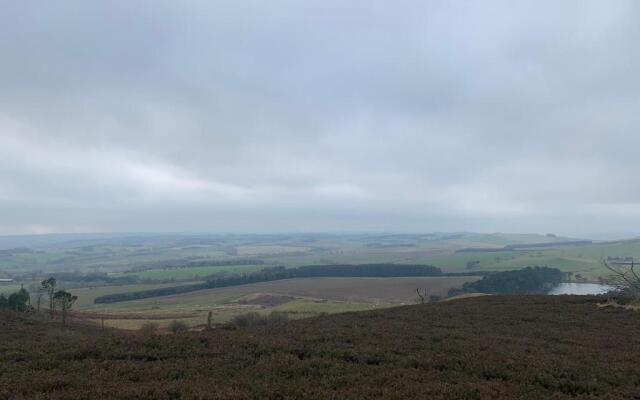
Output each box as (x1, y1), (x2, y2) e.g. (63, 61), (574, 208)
(139, 322), (159, 336)
(168, 320), (188, 334)
(46, 327), (81, 342)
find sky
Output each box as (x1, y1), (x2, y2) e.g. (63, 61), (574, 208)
(1, 1), (639, 238)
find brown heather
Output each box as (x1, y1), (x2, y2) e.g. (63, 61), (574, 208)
(2, 296), (640, 399)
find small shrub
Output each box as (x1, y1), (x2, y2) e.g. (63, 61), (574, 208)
(168, 320), (188, 334)
(140, 322), (159, 336)
(229, 311), (289, 327)
(230, 312), (263, 327)
(46, 327), (81, 342)
(606, 288), (636, 305)
(265, 311), (289, 324)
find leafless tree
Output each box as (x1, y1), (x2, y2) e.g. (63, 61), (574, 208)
(603, 258), (640, 298)
(416, 288), (428, 304)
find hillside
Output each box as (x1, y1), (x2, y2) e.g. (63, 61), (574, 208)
(2, 296), (640, 399)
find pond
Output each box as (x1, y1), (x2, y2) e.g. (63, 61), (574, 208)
(548, 283), (615, 295)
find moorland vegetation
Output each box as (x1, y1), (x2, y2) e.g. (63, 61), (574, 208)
(2, 295), (640, 399)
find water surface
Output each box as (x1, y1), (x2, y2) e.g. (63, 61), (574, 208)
(549, 283), (614, 295)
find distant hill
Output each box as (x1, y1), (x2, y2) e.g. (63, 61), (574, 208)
(0, 231), (588, 250)
(456, 240), (593, 253)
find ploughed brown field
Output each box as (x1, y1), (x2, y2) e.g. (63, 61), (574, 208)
(2, 295), (640, 399)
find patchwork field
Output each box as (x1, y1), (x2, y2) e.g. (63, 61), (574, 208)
(3, 232), (639, 330)
(71, 276), (477, 329)
(0, 232), (605, 277)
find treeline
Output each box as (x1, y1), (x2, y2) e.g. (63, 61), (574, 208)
(129, 259), (266, 272)
(0, 247), (34, 256)
(293, 264), (442, 277)
(451, 266), (563, 295)
(456, 241), (592, 253)
(50, 272), (141, 285)
(94, 264), (443, 304)
(0, 286), (31, 312)
(503, 241), (592, 250)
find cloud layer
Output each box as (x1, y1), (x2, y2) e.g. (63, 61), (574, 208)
(1, 1), (639, 237)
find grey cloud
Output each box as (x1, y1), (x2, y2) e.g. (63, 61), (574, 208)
(1, 0), (639, 238)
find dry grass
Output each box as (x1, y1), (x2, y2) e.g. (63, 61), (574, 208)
(440, 292), (490, 302)
(597, 298), (640, 310)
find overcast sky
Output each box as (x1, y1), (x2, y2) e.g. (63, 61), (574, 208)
(1, 1), (639, 238)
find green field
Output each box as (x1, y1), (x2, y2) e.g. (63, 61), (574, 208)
(275, 298), (386, 315)
(414, 241), (637, 278)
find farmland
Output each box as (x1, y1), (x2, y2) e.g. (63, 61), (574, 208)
(1, 232), (638, 327)
(70, 283), (198, 309)
(2, 295), (640, 399)
(71, 276), (477, 329)
(0, 232), (626, 281)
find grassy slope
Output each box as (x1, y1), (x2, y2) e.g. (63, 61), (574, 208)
(2, 296), (640, 399)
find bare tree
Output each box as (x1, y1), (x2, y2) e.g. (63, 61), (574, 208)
(416, 288), (428, 304)
(603, 258), (640, 298)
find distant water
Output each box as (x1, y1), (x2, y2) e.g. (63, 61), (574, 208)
(549, 283), (615, 295)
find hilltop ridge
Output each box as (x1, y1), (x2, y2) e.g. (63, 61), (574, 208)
(2, 295), (640, 399)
